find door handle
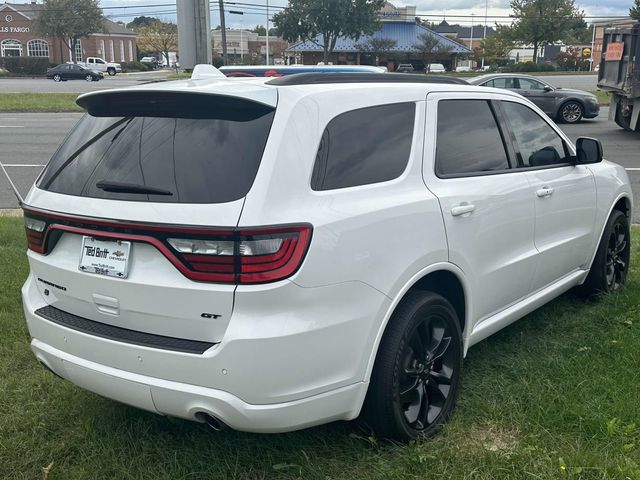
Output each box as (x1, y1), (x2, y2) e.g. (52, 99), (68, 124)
(536, 187), (554, 198)
(451, 203), (476, 217)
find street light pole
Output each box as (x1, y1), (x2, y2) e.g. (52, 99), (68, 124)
(230, 10), (245, 62)
(218, 0), (227, 63)
(481, 0), (488, 69)
(265, 0), (270, 65)
(470, 14), (474, 68)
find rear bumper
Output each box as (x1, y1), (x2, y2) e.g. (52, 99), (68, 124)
(22, 274), (389, 432)
(31, 338), (367, 433)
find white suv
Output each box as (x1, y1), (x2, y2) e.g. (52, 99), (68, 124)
(21, 73), (632, 441)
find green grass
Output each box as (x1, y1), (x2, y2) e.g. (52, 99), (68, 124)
(0, 93), (83, 113)
(593, 90), (611, 106)
(1, 217), (640, 479)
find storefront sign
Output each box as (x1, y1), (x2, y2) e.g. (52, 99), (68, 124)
(0, 26), (30, 33)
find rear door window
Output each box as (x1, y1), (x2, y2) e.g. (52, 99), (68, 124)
(38, 96), (275, 203)
(311, 102), (415, 190)
(435, 99), (511, 176)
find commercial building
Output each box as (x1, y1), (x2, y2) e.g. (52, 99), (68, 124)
(286, 2), (470, 71)
(211, 28), (287, 64)
(0, 2), (137, 65)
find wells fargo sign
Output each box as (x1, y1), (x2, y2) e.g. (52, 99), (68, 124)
(605, 42), (625, 61)
(0, 26), (30, 33)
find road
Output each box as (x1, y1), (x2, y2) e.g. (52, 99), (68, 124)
(1, 106), (639, 222)
(0, 70), (172, 93)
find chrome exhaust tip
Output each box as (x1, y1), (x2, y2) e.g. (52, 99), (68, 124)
(201, 413), (227, 432)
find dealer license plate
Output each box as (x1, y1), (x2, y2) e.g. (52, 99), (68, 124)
(79, 236), (131, 278)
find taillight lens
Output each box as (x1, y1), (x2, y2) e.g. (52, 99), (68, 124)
(171, 226), (312, 284)
(21, 207), (312, 285)
(24, 214), (47, 253)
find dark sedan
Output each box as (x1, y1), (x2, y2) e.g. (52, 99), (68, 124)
(46, 64), (103, 82)
(468, 73), (599, 123)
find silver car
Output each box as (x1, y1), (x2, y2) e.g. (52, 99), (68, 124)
(469, 73), (600, 123)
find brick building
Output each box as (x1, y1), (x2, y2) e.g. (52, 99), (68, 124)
(0, 2), (137, 65)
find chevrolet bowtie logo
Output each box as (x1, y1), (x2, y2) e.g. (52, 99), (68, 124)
(113, 250), (125, 257)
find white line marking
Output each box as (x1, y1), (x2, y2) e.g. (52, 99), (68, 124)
(3, 164), (45, 167)
(0, 125), (24, 128)
(625, 168), (640, 172)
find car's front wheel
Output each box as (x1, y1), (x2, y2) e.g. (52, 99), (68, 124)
(364, 291), (463, 441)
(53, 74), (61, 82)
(107, 68), (116, 76)
(85, 74), (94, 82)
(559, 101), (584, 123)
(580, 209), (630, 296)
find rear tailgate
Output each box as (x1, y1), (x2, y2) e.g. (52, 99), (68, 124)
(598, 25), (640, 97)
(23, 87), (277, 345)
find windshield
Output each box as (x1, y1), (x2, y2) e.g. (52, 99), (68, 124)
(38, 104), (275, 204)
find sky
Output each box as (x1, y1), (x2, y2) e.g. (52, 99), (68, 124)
(97, 0), (633, 29)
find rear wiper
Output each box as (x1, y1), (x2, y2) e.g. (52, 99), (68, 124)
(95, 180), (173, 196)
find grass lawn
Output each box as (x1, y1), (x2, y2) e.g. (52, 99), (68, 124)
(0, 94), (83, 113)
(593, 90), (612, 106)
(1, 217), (639, 479)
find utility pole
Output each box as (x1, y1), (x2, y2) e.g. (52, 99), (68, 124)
(218, 0), (228, 63)
(469, 14), (474, 68)
(265, 0), (270, 65)
(481, 0), (488, 69)
(177, 0), (212, 69)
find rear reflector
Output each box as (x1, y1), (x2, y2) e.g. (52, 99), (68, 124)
(22, 208), (312, 284)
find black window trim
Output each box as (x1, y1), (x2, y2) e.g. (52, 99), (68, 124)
(496, 99), (575, 171)
(434, 98), (517, 180)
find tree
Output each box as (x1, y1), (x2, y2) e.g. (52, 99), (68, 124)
(556, 47), (589, 70)
(137, 20), (178, 67)
(35, 0), (104, 63)
(252, 25), (279, 36)
(510, 0), (584, 63)
(356, 37), (397, 64)
(481, 25), (516, 66)
(126, 16), (158, 31)
(631, 0), (640, 21)
(412, 32), (453, 70)
(273, 0), (385, 64)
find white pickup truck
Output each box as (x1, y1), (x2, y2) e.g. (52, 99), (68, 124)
(77, 57), (122, 76)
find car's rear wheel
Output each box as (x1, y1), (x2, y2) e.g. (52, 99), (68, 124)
(559, 101), (584, 123)
(364, 291), (463, 441)
(107, 68), (116, 76)
(53, 74), (61, 82)
(85, 74), (94, 82)
(580, 209), (630, 296)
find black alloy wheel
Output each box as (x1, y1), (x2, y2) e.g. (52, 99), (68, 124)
(364, 291), (463, 441)
(579, 209), (630, 296)
(560, 101), (584, 123)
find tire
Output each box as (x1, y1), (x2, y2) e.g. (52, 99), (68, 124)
(364, 291), (463, 441)
(580, 209), (630, 296)
(614, 104), (633, 131)
(107, 68), (116, 76)
(559, 101), (584, 123)
(85, 74), (93, 82)
(53, 74), (61, 82)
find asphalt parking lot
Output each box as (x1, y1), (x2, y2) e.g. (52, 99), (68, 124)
(1, 103), (638, 221)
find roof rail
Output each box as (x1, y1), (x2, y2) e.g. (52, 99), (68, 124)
(266, 72), (469, 86)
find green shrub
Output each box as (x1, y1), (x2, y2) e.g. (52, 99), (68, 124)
(121, 61), (152, 72)
(0, 57), (49, 75)
(503, 61), (556, 73)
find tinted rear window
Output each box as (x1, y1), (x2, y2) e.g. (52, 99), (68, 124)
(38, 99), (275, 204)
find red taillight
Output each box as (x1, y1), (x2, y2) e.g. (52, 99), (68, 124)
(170, 226), (312, 284)
(22, 208), (312, 285)
(24, 214), (47, 253)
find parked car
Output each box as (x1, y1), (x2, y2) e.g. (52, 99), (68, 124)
(21, 72), (631, 441)
(46, 64), (103, 82)
(469, 73), (600, 123)
(140, 56), (160, 69)
(396, 63), (415, 73)
(427, 63), (446, 73)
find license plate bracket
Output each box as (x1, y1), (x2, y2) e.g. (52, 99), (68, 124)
(79, 236), (131, 279)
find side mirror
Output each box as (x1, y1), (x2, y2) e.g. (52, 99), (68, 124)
(543, 85), (553, 92)
(575, 137), (603, 164)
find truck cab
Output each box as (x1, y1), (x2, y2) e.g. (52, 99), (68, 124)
(85, 57), (122, 76)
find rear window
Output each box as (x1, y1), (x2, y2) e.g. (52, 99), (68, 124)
(38, 96), (275, 204)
